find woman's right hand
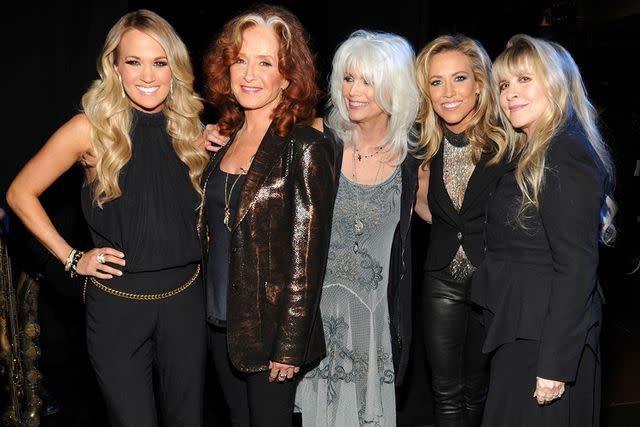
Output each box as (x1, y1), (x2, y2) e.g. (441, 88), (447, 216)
(76, 247), (125, 279)
(203, 123), (229, 153)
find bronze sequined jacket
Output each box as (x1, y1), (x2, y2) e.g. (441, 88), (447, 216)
(199, 122), (336, 373)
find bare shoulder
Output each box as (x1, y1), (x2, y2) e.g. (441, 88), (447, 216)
(51, 113), (94, 154)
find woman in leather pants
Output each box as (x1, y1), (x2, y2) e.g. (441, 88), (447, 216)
(413, 35), (507, 427)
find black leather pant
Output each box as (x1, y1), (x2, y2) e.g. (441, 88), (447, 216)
(423, 272), (489, 427)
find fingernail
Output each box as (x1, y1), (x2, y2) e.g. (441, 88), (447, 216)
(117, 271), (123, 276)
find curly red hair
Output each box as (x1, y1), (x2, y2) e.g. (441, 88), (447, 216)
(203, 4), (319, 137)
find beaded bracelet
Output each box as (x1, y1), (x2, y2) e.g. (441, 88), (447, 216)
(68, 250), (85, 278)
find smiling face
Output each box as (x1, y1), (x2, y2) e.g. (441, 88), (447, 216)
(427, 50), (480, 133)
(498, 62), (550, 136)
(114, 28), (172, 113)
(341, 68), (388, 127)
(229, 25), (290, 116)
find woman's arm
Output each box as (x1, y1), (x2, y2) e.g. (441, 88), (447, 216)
(6, 114), (124, 278)
(536, 133), (604, 384)
(414, 161), (432, 223)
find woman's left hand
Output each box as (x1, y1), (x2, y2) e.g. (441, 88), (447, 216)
(268, 360), (300, 383)
(534, 376), (565, 405)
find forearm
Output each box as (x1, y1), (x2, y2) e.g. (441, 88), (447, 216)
(6, 189), (74, 264)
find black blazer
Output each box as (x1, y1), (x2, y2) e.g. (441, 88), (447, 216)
(426, 143), (507, 271)
(471, 121), (606, 382)
(199, 122), (336, 372)
(333, 135), (419, 386)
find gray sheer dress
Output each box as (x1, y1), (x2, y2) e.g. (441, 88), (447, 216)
(296, 166), (402, 427)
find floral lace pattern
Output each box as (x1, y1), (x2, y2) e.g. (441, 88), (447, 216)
(295, 167), (401, 426)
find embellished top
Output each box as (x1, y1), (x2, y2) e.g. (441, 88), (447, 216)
(81, 109), (201, 273)
(442, 127), (476, 281)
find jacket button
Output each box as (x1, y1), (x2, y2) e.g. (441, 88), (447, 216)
(457, 231), (463, 241)
(231, 282), (238, 291)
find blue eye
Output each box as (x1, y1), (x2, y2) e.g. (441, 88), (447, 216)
(430, 79), (442, 87)
(154, 60), (168, 67)
(125, 59), (140, 66)
(454, 75), (467, 82)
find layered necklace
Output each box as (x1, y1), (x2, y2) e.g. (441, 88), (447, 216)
(222, 139), (254, 232)
(223, 172), (243, 232)
(350, 140), (383, 254)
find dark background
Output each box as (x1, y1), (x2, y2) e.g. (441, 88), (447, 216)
(2, 1), (639, 426)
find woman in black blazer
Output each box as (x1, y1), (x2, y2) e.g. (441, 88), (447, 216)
(472, 34), (615, 426)
(414, 35), (507, 427)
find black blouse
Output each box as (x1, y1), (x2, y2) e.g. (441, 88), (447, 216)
(81, 109), (201, 273)
(205, 164), (246, 324)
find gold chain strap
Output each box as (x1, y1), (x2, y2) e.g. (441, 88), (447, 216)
(83, 264), (200, 303)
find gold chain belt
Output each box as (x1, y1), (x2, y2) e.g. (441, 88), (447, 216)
(83, 264), (200, 302)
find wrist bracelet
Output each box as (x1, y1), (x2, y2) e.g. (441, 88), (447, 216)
(64, 249), (77, 272)
(69, 250), (85, 278)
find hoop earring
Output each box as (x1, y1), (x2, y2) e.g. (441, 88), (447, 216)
(117, 73), (126, 99)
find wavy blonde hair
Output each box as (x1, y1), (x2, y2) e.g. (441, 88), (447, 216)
(81, 9), (208, 207)
(492, 34), (616, 243)
(415, 34), (505, 163)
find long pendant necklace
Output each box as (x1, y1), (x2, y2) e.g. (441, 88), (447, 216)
(223, 172), (243, 232)
(351, 141), (383, 254)
(222, 136), (254, 232)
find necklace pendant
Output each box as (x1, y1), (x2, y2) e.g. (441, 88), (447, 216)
(354, 218), (364, 236)
(224, 208), (230, 227)
(353, 241), (359, 254)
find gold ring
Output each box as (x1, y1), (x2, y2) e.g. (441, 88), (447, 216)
(96, 253), (106, 264)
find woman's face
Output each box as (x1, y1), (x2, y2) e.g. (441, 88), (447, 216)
(427, 50), (479, 133)
(230, 25), (290, 115)
(341, 68), (387, 127)
(114, 29), (172, 113)
(498, 63), (550, 136)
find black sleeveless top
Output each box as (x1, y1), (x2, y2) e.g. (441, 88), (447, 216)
(81, 109), (201, 273)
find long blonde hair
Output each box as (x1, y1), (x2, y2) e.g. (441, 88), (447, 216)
(492, 34), (616, 243)
(81, 9), (208, 207)
(415, 34), (505, 163)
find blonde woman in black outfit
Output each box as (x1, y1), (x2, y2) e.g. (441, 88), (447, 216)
(472, 34), (615, 427)
(414, 34), (506, 427)
(7, 10), (208, 426)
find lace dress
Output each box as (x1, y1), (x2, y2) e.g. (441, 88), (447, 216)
(295, 166), (401, 427)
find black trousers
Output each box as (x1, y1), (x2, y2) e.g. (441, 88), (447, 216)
(209, 325), (298, 427)
(482, 339), (601, 427)
(423, 272), (489, 427)
(85, 264), (207, 427)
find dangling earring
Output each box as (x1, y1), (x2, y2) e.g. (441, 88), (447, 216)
(170, 79), (174, 95)
(117, 73), (126, 99)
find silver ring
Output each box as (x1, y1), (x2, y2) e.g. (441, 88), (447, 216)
(96, 253), (106, 264)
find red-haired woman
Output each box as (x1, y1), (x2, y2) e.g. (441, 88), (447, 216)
(199, 4), (335, 426)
